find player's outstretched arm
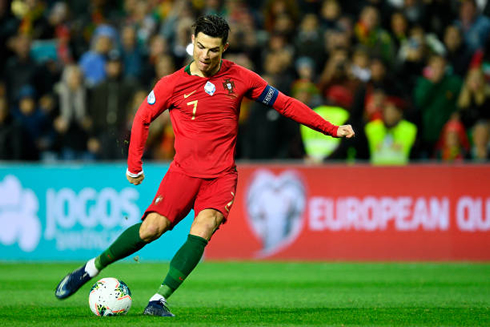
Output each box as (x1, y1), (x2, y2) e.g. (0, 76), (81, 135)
(336, 124), (355, 138)
(246, 68), (350, 138)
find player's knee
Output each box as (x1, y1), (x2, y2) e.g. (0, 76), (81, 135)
(203, 211), (224, 230)
(139, 213), (171, 242)
(191, 210), (224, 240)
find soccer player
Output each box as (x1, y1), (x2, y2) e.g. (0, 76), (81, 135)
(55, 15), (355, 317)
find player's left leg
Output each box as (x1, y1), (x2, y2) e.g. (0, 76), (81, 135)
(158, 209), (223, 298)
(144, 209), (222, 317)
(145, 171), (237, 317)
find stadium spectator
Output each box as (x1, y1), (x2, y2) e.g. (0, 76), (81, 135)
(414, 54), (463, 158)
(38, 92), (57, 129)
(225, 8), (261, 65)
(370, 55), (405, 98)
(202, 0), (227, 17)
(11, 85), (54, 161)
(337, 14), (356, 40)
(4, 33), (41, 107)
(147, 34), (170, 63)
(319, 0), (342, 31)
(294, 13), (325, 70)
(140, 34), (171, 87)
(350, 46), (372, 83)
(78, 25), (118, 87)
(46, 2), (71, 49)
(261, 33), (295, 93)
(54, 64), (92, 161)
(270, 12), (296, 41)
(350, 56), (407, 147)
(159, 0), (196, 56)
(154, 54), (176, 80)
(88, 50), (138, 160)
(365, 96), (417, 165)
(443, 25), (473, 77)
(55, 24), (73, 65)
(457, 67), (490, 160)
(455, 0), (490, 53)
(396, 26), (433, 91)
(293, 56), (319, 88)
(364, 88), (388, 123)
(122, 0), (158, 48)
(263, 0), (300, 34)
(62, 0), (113, 62)
(396, 0), (428, 28)
(341, 0), (388, 18)
(120, 25), (145, 82)
(291, 66), (321, 110)
(323, 25), (352, 56)
(389, 11), (409, 53)
(435, 119), (471, 161)
(354, 5), (395, 67)
(0, 0), (20, 79)
(224, 0), (254, 25)
(470, 35), (490, 82)
(14, 0), (51, 39)
(319, 47), (359, 110)
(0, 96), (24, 160)
(386, 0), (405, 11)
(424, 0), (456, 37)
(171, 16), (195, 67)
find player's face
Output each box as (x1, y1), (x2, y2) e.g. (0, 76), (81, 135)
(192, 32), (228, 77)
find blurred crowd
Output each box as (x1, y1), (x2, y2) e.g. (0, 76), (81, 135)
(1, 0), (490, 164)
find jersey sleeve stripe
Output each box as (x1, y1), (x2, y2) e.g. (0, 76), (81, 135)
(256, 85), (279, 106)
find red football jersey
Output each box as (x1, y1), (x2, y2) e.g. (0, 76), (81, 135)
(128, 59), (339, 178)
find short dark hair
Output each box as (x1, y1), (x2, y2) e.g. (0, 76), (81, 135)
(193, 15), (230, 45)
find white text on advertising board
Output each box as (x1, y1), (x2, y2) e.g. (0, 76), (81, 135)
(45, 187), (141, 250)
(309, 196), (490, 232)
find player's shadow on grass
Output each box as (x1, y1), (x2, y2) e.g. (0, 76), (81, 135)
(137, 307), (490, 325)
(139, 307), (330, 323)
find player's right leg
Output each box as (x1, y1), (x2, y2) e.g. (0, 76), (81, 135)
(140, 170), (202, 317)
(55, 214), (172, 299)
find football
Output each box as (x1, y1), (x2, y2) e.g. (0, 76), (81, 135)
(88, 277), (132, 316)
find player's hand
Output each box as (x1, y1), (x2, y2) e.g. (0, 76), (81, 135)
(126, 173), (145, 185)
(336, 124), (355, 138)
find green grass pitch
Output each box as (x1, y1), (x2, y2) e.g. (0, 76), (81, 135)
(0, 262), (489, 326)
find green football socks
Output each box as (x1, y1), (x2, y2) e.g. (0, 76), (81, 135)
(157, 234), (208, 299)
(94, 222), (147, 271)
(93, 226), (207, 299)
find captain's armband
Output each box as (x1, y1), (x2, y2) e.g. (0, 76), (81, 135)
(256, 85), (279, 107)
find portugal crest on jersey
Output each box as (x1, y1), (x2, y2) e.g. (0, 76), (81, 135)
(222, 79), (235, 95)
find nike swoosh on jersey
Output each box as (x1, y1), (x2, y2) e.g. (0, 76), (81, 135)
(184, 90), (197, 98)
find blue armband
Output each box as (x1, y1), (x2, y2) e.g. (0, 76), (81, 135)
(256, 85), (279, 107)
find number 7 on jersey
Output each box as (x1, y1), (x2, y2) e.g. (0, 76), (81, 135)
(187, 100), (198, 120)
